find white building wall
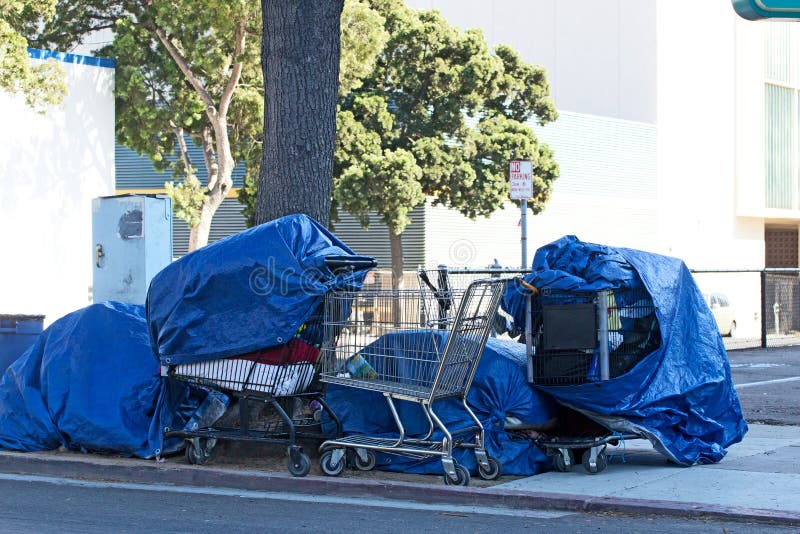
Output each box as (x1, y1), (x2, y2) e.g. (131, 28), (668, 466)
(404, 0), (657, 123)
(734, 16), (767, 220)
(425, 111), (658, 269)
(656, 1), (764, 337)
(0, 53), (115, 325)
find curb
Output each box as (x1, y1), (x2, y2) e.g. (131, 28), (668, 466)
(0, 451), (797, 527)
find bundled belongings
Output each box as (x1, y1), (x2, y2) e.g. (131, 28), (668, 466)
(0, 302), (226, 459)
(148, 214), (375, 476)
(503, 235), (748, 469)
(323, 333), (557, 480)
(318, 273), (557, 485)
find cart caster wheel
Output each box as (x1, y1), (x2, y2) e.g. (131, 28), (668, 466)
(353, 449), (376, 471)
(582, 449), (608, 474)
(185, 438), (217, 465)
(443, 463), (470, 487)
(477, 456), (502, 480)
(320, 450), (345, 477)
(288, 452), (311, 477)
(553, 450), (574, 472)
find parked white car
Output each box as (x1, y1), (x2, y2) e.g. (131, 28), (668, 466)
(704, 293), (737, 337)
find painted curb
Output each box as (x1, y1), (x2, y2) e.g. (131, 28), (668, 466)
(0, 451), (797, 527)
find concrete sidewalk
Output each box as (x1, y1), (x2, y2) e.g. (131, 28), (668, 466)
(497, 423), (800, 522)
(0, 424), (797, 526)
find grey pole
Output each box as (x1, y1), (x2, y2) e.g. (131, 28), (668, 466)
(520, 199), (528, 269)
(597, 290), (610, 381)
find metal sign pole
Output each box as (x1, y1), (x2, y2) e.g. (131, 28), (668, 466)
(510, 160), (532, 270)
(520, 199), (528, 269)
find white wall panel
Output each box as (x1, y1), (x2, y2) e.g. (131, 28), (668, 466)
(0, 53), (115, 325)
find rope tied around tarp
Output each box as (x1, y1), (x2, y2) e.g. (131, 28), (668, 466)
(605, 431), (628, 464)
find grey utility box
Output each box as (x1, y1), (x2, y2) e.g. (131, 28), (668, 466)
(92, 194), (173, 304)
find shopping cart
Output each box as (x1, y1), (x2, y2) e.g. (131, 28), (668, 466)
(317, 277), (509, 486)
(522, 283), (659, 473)
(161, 256), (375, 477)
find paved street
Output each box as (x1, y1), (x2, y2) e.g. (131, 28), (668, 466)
(0, 474), (793, 533)
(728, 346), (800, 425)
(0, 343), (797, 531)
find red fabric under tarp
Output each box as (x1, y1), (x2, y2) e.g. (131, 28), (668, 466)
(233, 338), (320, 366)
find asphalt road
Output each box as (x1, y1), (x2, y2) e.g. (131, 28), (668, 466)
(0, 474), (793, 534)
(728, 346), (800, 425)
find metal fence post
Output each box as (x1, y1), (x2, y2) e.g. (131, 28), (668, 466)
(761, 270), (768, 349)
(597, 290), (610, 380)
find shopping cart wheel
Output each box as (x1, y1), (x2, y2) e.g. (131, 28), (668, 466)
(553, 449), (574, 472)
(581, 448), (608, 474)
(353, 449), (376, 471)
(477, 456), (502, 480)
(185, 438), (217, 465)
(287, 452), (311, 477)
(320, 450), (345, 477)
(443, 464), (470, 486)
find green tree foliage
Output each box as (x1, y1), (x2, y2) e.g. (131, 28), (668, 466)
(0, 0), (66, 112)
(333, 0), (558, 283)
(29, 0), (263, 249)
(237, 0), (387, 226)
(29, 0), (384, 247)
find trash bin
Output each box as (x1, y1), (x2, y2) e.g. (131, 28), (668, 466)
(0, 314), (45, 372)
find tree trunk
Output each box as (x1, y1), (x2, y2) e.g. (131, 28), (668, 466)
(389, 230), (404, 326)
(256, 0), (344, 226)
(188, 193), (225, 251)
(389, 230), (405, 291)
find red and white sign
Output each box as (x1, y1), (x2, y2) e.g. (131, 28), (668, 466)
(509, 160), (533, 200)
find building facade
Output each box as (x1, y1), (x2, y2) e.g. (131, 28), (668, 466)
(116, 0), (799, 338)
(0, 50), (115, 324)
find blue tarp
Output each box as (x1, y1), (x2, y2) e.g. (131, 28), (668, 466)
(324, 332), (557, 476)
(503, 235), (748, 465)
(0, 215), (370, 457)
(0, 302), (226, 457)
(147, 214), (371, 365)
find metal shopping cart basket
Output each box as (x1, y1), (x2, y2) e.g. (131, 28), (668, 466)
(317, 276), (509, 486)
(161, 256), (375, 477)
(523, 283), (660, 473)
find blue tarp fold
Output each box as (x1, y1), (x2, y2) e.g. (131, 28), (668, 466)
(147, 214), (370, 365)
(324, 332), (556, 476)
(0, 302), (224, 457)
(503, 235), (748, 465)
(0, 215), (369, 458)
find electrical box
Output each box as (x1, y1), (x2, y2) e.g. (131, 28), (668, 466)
(92, 194), (173, 304)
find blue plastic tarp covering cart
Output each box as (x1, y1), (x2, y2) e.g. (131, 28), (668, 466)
(0, 302), (225, 457)
(147, 214), (371, 365)
(503, 235), (748, 466)
(324, 332), (557, 476)
(0, 215), (371, 458)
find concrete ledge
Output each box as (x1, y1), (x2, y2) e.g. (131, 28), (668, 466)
(0, 451), (797, 527)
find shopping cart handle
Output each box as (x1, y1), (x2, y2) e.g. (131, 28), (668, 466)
(325, 255), (378, 273)
(518, 278), (539, 294)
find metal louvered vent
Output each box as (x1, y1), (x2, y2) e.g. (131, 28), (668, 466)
(765, 226), (799, 267)
(173, 198), (247, 257)
(330, 208), (426, 268)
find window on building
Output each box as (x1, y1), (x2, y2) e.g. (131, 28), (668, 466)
(765, 23), (800, 210)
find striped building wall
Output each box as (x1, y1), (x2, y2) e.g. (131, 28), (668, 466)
(114, 142), (247, 256)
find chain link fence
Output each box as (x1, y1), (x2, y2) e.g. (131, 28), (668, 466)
(691, 269), (800, 350)
(366, 267), (800, 352)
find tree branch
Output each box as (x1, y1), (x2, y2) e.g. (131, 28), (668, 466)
(200, 126), (219, 191)
(141, 1), (216, 116)
(170, 122), (193, 176)
(219, 19), (246, 119)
